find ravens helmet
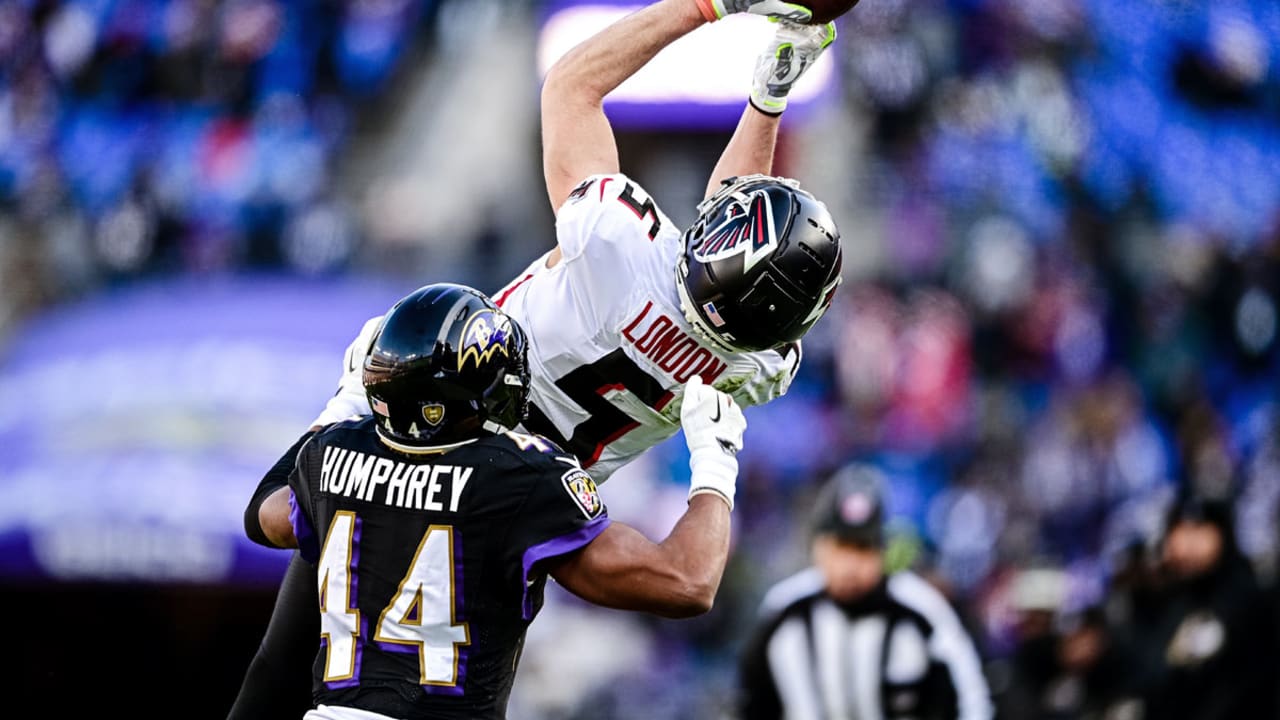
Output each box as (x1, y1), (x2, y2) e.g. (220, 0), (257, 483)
(363, 283), (530, 450)
(677, 175), (842, 353)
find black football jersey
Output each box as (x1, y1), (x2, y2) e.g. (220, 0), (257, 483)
(288, 416), (610, 719)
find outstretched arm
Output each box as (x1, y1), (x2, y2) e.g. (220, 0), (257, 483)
(541, 0), (706, 219)
(548, 375), (746, 618)
(541, 0), (818, 215)
(706, 106), (783, 198)
(549, 494), (731, 618)
(706, 19), (837, 198)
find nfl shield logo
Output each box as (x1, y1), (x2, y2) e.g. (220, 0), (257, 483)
(422, 404), (446, 426)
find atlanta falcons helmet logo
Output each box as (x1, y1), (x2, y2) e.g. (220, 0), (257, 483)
(691, 189), (780, 273)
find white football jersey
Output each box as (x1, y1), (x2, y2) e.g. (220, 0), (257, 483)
(312, 174), (800, 481)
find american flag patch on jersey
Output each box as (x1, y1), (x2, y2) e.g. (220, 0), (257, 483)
(703, 302), (727, 328)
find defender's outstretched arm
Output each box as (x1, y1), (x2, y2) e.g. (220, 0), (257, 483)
(549, 494), (732, 618)
(547, 376), (745, 618)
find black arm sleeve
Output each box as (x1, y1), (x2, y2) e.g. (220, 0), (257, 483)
(226, 552), (319, 720)
(244, 430), (317, 547)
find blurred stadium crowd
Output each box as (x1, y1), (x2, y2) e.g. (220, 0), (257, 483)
(3, 0), (1280, 718)
(0, 0), (441, 327)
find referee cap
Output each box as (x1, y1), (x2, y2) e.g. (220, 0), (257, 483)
(811, 463), (886, 548)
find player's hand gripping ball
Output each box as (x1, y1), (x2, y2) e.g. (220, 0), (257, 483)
(699, 0), (859, 24)
(795, 0), (861, 23)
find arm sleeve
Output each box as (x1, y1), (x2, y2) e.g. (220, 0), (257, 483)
(225, 552), (318, 720)
(244, 430), (317, 547)
(504, 456), (612, 620)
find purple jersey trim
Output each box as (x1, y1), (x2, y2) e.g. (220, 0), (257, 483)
(451, 525), (469, 694)
(320, 617), (368, 691)
(288, 490), (319, 563)
(520, 516), (611, 620)
(326, 517), (365, 690)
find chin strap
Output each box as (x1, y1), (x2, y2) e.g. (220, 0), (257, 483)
(375, 428), (479, 455)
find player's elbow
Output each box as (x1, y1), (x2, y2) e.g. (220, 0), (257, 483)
(541, 67), (571, 109)
(541, 56), (576, 96)
(251, 487), (298, 549)
(262, 511), (299, 549)
(243, 492), (277, 548)
(541, 63), (604, 111)
(673, 592), (717, 619)
(655, 577), (718, 618)
(243, 502), (269, 547)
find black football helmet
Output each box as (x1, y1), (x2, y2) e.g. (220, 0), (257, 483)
(677, 175), (842, 352)
(363, 283), (530, 450)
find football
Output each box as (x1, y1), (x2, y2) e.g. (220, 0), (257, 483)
(800, 0), (861, 23)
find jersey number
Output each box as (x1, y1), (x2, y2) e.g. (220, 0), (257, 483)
(617, 182), (662, 240)
(317, 512), (470, 691)
(526, 349), (672, 468)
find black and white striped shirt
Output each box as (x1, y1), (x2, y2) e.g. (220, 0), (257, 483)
(738, 568), (993, 720)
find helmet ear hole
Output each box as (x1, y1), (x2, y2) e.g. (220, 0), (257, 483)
(678, 177), (842, 352)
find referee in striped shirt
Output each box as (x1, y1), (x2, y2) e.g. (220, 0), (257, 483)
(737, 465), (994, 720)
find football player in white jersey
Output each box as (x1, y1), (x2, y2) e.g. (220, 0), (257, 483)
(229, 1), (843, 717)
(308, 4), (843, 482)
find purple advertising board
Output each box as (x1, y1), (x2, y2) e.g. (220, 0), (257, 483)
(536, 1), (840, 129)
(0, 275), (412, 586)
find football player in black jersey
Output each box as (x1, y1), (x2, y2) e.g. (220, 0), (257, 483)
(249, 283), (746, 720)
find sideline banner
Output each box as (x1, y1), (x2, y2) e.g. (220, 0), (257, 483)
(0, 275), (409, 586)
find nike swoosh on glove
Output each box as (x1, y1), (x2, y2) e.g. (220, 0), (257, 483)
(681, 375), (747, 508)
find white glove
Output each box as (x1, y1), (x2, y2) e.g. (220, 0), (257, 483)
(695, 0), (814, 23)
(751, 20), (837, 115)
(681, 375), (747, 509)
